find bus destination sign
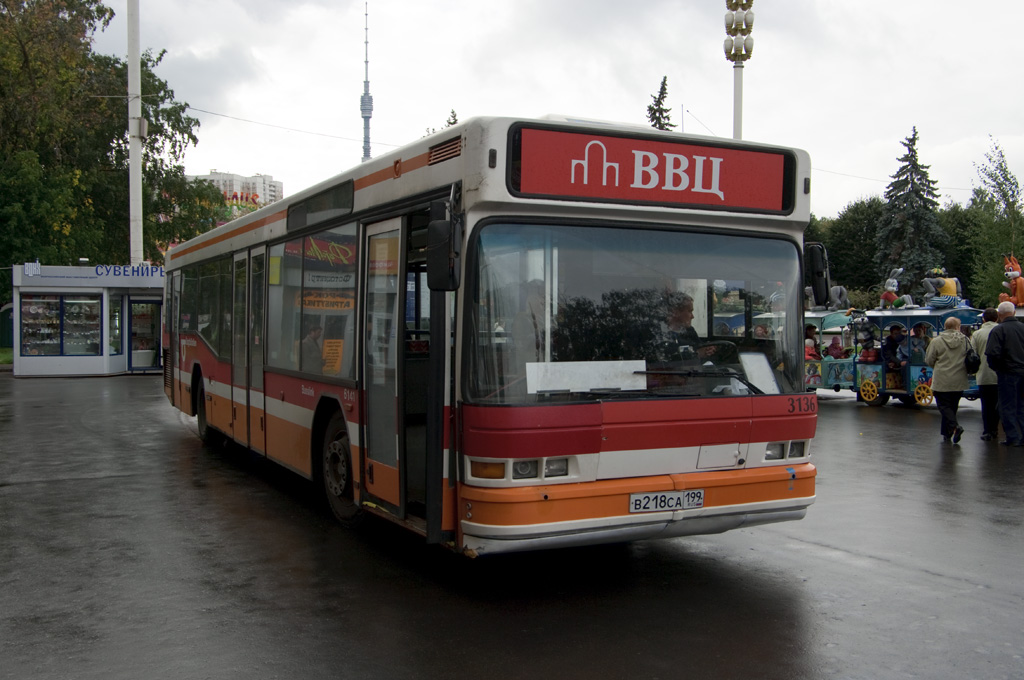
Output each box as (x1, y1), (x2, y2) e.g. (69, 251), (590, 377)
(514, 127), (792, 213)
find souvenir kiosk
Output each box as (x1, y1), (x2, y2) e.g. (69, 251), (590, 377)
(12, 262), (165, 377)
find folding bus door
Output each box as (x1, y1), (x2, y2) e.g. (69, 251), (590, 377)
(248, 247), (267, 455)
(231, 251), (249, 447)
(362, 218), (404, 508)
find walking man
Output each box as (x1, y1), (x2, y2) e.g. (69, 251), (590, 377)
(984, 301), (1024, 447)
(971, 308), (1000, 440)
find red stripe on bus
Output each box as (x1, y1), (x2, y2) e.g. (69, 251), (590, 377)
(462, 399), (816, 459)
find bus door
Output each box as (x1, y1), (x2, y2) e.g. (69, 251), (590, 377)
(231, 251), (249, 447)
(362, 218), (404, 509)
(248, 247), (267, 455)
(169, 270), (180, 407)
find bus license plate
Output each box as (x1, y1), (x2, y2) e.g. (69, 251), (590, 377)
(629, 489), (704, 513)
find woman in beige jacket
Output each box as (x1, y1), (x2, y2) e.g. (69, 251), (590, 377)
(926, 316), (970, 443)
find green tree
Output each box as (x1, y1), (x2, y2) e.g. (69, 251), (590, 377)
(803, 213), (828, 246)
(0, 0), (223, 303)
(970, 137), (1022, 307)
(646, 76), (676, 131)
(446, 109), (458, 127)
(822, 196), (885, 294)
(975, 136), (1022, 234)
(937, 199), (984, 304)
(876, 127), (944, 295)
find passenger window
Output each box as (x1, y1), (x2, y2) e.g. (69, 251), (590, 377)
(266, 239), (303, 370)
(302, 223), (358, 379)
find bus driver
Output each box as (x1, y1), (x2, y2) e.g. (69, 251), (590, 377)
(662, 293), (721, 362)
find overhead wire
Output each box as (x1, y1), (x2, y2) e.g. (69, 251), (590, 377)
(184, 106), (400, 148)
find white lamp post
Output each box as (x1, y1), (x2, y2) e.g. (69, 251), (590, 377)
(723, 0), (754, 140)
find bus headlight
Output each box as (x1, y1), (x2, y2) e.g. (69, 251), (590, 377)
(788, 441), (806, 458)
(765, 442), (785, 460)
(544, 458), (569, 477)
(512, 460), (539, 479)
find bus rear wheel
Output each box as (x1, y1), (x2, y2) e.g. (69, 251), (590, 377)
(322, 412), (363, 525)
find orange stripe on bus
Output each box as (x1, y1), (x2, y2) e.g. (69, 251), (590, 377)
(460, 464), (815, 527)
(264, 412), (312, 478)
(170, 150), (431, 263)
(169, 210), (286, 261)
(353, 151), (431, 191)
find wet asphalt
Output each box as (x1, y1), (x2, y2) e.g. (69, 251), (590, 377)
(0, 374), (1022, 679)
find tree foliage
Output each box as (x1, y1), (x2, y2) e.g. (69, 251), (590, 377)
(938, 197), (985, 304)
(646, 76), (676, 131)
(875, 127), (945, 293)
(820, 196), (886, 293)
(969, 139), (1023, 307)
(0, 0), (223, 303)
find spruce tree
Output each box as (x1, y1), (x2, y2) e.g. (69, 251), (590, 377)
(646, 77), (676, 131)
(875, 127), (945, 296)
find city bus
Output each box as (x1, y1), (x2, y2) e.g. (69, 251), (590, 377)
(162, 115), (820, 556)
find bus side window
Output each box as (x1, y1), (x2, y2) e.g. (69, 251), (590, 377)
(301, 223), (358, 378)
(266, 239), (303, 371)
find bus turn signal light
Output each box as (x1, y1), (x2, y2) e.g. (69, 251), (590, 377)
(470, 461), (506, 479)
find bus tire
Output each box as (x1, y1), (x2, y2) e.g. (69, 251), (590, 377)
(321, 411), (363, 526)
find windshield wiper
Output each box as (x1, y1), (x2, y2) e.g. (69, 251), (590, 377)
(635, 368), (765, 395)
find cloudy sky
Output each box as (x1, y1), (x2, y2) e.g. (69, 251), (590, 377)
(91, 0), (1021, 219)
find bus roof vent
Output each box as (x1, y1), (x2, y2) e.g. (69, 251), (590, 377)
(428, 136), (462, 165)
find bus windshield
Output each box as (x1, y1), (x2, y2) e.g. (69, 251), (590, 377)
(467, 223), (804, 403)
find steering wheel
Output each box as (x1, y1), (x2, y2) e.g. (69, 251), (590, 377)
(700, 340), (739, 363)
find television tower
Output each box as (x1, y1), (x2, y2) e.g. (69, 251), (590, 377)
(360, 3), (373, 162)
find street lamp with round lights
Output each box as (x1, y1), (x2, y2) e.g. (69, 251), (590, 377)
(724, 0), (754, 139)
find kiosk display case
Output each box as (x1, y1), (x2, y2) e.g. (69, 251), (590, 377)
(12, 263), (165, 376)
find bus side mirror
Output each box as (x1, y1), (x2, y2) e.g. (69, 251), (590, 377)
(806, 242), (830, 307)
(427, 200), (461, 291)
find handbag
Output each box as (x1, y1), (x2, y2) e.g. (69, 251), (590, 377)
(964, 338), (981, 374)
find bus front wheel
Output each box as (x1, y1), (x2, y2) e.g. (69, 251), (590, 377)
(322, 412), (364, 526)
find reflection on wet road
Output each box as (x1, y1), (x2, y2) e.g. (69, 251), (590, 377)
(0, 376), (1021, 678)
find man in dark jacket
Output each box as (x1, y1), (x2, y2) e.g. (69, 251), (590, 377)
(984, 301), (1024, 446)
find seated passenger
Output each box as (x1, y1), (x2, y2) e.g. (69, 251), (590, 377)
(824, 336), (848, 359)
(882, 326), (909, 371)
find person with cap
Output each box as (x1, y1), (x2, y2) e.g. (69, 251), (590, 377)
(925, 316), (969, 443)
(984, 301), (1024, 446)
(971, 308), (1000, 441)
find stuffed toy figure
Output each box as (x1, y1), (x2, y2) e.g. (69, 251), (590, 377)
(805, 284), (850, 312)
(878, 268), (913, 309)
(999, 254), (1024, 307)
(849, 312), (879, 362)
(922, 266), (962, 308)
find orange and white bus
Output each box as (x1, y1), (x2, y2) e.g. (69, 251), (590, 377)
(163, 115), (820, 556)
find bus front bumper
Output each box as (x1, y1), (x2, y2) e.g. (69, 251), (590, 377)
(458, 465), (815, 556)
